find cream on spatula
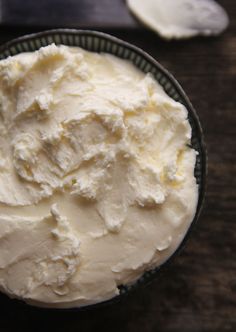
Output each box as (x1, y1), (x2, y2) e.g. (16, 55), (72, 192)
(127, 0), (229, 39)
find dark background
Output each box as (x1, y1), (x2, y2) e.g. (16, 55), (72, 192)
(0, 1), (235, 331)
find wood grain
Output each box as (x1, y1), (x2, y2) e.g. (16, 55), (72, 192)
(0, 0), (235, 331)
(0, 0), (137, 28)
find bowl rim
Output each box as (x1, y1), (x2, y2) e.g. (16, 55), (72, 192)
(0, 28), (207, 311)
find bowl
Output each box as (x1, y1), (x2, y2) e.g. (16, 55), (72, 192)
(0, 29), (206, 310)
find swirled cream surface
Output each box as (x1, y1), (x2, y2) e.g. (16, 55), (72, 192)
(0, 44), (198, 308)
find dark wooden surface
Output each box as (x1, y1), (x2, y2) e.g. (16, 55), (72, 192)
(0, 0), (137, 28)
(0, 1), (235, 331)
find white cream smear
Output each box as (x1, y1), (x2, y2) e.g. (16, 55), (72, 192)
(127, 0), (229, 39)
(0, 44), (198, 308)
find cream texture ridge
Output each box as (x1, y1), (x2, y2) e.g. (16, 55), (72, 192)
(0, 44), (198, 308)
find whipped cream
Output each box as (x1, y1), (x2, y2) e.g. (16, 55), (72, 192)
(0, 44), (198, 308)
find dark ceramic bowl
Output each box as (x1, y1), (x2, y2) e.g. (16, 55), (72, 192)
(0, 29), (207, 310)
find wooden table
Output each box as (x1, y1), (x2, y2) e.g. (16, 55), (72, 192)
(0, 1), (235, 331)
